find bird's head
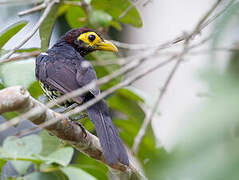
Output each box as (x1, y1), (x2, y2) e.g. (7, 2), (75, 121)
(62, 28), (118, 56)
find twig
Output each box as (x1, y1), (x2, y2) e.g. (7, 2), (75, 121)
(18, 55), (176, 137)
(132, 88), (160, 153)
(132, 0), (224, 153)
(0, 86), (145, 180)
(0, 0), (227, 142)
(18, 1), (47, 16)
(0, 0), (59, 61)
(0, 34), (185, 133)
(200, 0), (237, 31)
(63, 0), (82, 6)
(143, 0), (152, 6)
(0, 50), (40, 63)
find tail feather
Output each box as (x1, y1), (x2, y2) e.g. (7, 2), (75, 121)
(87, 100), (129, 166)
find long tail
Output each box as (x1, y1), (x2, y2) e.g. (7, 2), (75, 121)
(87, 100), (129, 166)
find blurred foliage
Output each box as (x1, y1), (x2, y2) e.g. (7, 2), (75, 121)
(2, 0), (239, 180)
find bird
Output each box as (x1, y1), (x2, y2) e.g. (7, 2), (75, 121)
(35, 28), (129, 166)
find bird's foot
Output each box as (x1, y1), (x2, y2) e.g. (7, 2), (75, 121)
(54, 103), (78, 113)
(69, 117), (87, 138)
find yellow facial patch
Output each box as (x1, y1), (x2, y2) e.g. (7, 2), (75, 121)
(77, 31), (118, 52)
(77, 32), (102, 46)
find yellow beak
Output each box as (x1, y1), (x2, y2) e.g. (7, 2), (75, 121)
(95, 40), (118, 52)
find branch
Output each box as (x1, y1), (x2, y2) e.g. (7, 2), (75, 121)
(132, 0), (224, 153)
(6, 56), (175, 145)
(0, 34), (185, 132)
(0, 86), (145, 180)
(18, 1), (47, 16)
(0, 50), (40, 64)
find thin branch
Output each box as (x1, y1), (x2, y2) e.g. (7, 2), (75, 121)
(0, 0), (227, 144)
(13, 55), (176, 138)
(63, 0), (82, 6)
(0, 86), (145, 180)
(0, 34), (184, 133)
(18, 1), (47, 16)
(0, 50), (40, 63)
(132, 0), (224, 153)
(200, 0), (237, 31)
(132, 88), (161, 153)
(0, 0), (59, 61)
(143, 0), (152, 6)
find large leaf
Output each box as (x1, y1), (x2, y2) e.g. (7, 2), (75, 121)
(91, 0), (142, 27)
(2, 135), (42, 175)
(0, 155), (7, 173)
(44, 147), (74, 166)
(117, 88), (144, 102)
(89, 10), (112, 29)
(25, 172), (61, 180)
(39, 130), (61, 157)
(28, 81), (44, 99)
(65, 6), (87, 28)
(75, 153), (108, 180)
(2, 135), (42, 157)
(125, 86), (160, 116)
(0, 59), (36, 88)
(107, 92), (145, 123)
(61, 166), (97, 180)
(0, 21), (28, 49)
(40, 2), (60, 51)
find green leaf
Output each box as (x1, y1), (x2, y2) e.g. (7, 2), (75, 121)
(91, 0), (142, 27)
(25, 172), (61, 180)
(61, 166), (97, 180)
(0, 158), (7, 171)
(28, 81), (44, 99)
(107, 92), (145, 123)
(17, 48), (40, 53)
(57, 5), (71, 17)
(125, 86), (160, 115)
(40, 3), (60, 51)
(45, 147), (74, 166)
(65, 6), (87, 28)
(109, 20), (122, 30)
(2, 111), (19, 120)
(0, 21), (28, 49)
(40, 130), (61, 157)
(117, 88), (144, 102)
(89, 10), (112, 28)
(0, 59), (36, 88)
(2, 135), (42, 174)
(2, 135), (42, 157)
(75, 153), (108, 180)
(0, 159), (6, 178)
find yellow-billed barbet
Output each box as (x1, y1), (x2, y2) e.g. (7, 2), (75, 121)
(35, 28), (129, 166)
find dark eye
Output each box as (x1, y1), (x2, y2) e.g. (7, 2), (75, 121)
(88, 34), (96, 42)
